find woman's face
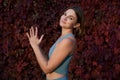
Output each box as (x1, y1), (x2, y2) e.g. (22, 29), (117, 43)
(59, 9), (78, 29)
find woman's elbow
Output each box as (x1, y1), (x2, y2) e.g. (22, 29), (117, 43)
(43, 67), (53, 74)
(44, 70), (50, 74)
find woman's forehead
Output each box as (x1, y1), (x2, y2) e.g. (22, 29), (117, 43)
(65, 9), (76, 17)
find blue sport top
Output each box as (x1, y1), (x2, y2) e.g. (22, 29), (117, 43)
(48, 33), (74, 75)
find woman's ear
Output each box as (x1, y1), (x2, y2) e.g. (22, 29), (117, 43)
(74, 23), (80, 28)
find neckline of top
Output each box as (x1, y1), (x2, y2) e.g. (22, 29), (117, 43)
(60, 33), (74, 39)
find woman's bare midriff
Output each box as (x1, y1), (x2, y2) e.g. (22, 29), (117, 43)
(46, 72), (65, 79)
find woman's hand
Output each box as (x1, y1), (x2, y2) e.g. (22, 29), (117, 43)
(26, 26), (44, 48)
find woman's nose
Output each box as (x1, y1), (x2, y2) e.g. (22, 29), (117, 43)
(63, 16), (67, 21)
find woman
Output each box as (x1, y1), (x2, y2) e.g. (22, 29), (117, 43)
(26, 6), (84, 80)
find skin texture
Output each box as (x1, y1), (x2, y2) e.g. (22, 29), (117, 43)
(26, 9), (80, 79)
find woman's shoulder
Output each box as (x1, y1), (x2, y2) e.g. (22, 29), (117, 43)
(57, 37), (76, 47)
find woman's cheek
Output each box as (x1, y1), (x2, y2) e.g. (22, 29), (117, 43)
(70, 21), (76, 28)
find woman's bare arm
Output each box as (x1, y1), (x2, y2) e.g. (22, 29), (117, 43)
(26, 27), (74, 74)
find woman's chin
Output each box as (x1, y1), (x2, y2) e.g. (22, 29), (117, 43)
(59, 23), (65, 27)
(59, 25), (65, 28)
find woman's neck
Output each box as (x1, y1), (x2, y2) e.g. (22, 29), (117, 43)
(61, 28), (73, 37)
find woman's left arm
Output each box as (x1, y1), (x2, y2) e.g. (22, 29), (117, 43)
(32, 45), (49, 74)
(26, 27), (74, 74)
(26, 27), (49, 74)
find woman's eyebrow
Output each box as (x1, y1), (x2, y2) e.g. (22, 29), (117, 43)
(64, 12), (76, 18)
(68, 15), (76, 19)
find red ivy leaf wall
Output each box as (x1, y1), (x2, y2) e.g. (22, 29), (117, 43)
(0, 0), (120, 80)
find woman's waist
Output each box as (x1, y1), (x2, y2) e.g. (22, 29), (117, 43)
(46, 72), (66, 79)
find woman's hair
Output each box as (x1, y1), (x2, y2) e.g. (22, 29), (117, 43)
(71, 6), (85, 37)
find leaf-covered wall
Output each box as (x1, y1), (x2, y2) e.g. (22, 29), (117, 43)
(0, 0), (120, 80)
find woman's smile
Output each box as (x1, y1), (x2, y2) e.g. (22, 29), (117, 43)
(61, 20), (66, 24)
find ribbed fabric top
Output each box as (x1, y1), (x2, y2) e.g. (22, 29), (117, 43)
(48, 33), (74, 75)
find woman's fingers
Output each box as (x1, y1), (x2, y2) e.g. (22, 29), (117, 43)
(30, 27), (33, 37)
(26, 32), (30, 39)
(31, 27), (34, 36)
(26, 26), (43, 45)
(35, 27), (38, 37)
(39, 34), (44, 43)
(27, 26), (38, 38)
(30, 26), (35, 36)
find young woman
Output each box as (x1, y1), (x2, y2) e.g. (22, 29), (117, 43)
(26, 6), (84, 80)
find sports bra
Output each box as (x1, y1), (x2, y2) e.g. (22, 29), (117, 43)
(48, 33), (74, 75)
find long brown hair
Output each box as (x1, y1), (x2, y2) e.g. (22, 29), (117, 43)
(71, 6), (85, 37)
